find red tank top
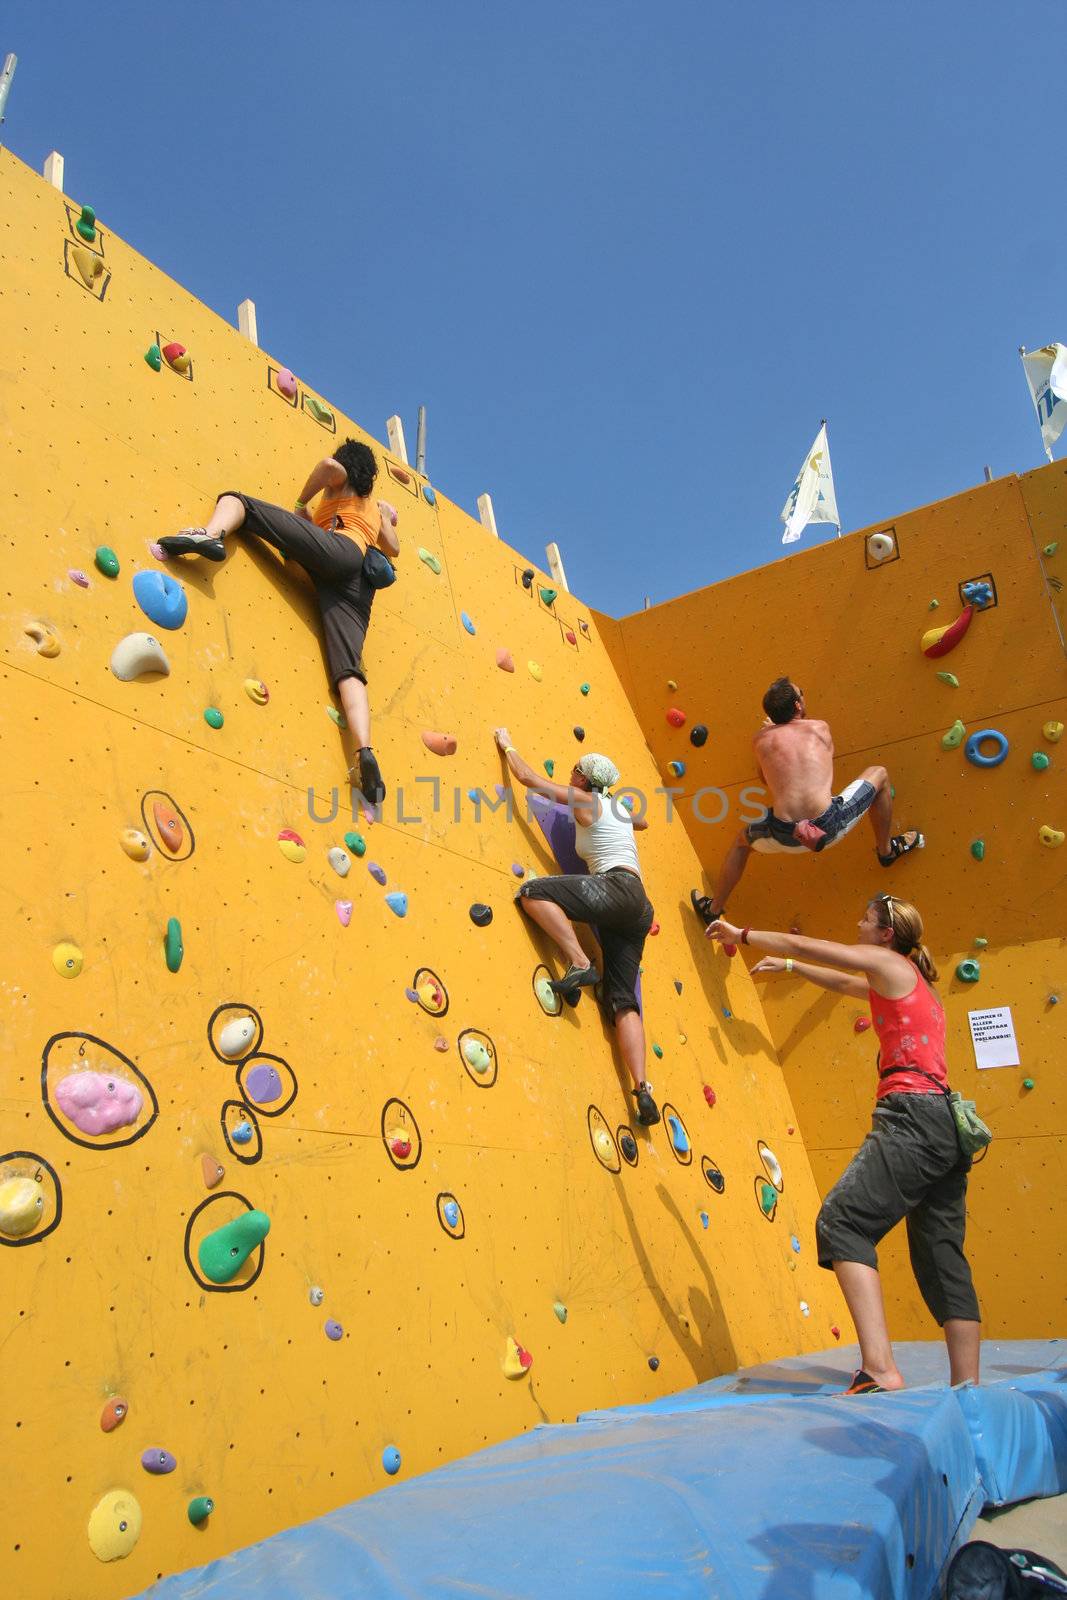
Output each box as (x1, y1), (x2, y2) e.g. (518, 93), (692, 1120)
(869, 976), (948, 1098)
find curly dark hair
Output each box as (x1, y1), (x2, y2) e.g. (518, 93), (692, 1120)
(762, 677), (801, 724)
(333, 438), (378, 497)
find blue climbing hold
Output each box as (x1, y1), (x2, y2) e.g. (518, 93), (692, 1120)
(722, 1007), (732, 1019)
(790, 1235), (801, 1254)
(421, 484), (436, 506)
(961, 579), (994, 607)
(699, 1211), (709, 1229)
(965, 729), (1009, 768)
(133, 569), (188, 630)
(231, 1121), (253, 1145)
(667, 1116), (689, 1155)
(442, 1200), (460, 1228)
(385, 892), (408, 918)
(461, 612), (476, 635)
(668, 760), (686, 778)
(382, 1446), (402, 1475)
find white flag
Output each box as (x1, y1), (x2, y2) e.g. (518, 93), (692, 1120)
(1020, 344), (1067, 461)
(780, 422), (840, 545)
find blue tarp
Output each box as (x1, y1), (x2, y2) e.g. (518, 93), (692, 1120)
(139, 1341), (1066, 1600)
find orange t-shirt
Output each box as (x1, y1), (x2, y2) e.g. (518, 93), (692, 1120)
(313, 489), (395, 559)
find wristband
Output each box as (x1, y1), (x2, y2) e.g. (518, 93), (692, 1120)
(295, 499), (307, 510)
(741, 927), (751, 945)
(785, 958), (794, 973)
(504, 746), (517, 757)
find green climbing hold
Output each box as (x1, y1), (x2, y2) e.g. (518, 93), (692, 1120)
(1032, 751), (1051, 771)
(343, 830), (367, 857)
(941, 719), (965, 749)
(652, 1043), (663, 1059)
(936, 672), (959, 688)
(197, 1209), (270, 1284)
(579, 683), (590, 696)
(306, 396), (334, 426)
(973, 937), (988, 949)
(164, 917), (184, 973)
(75, 204), (97, 242)
(956, 959), (981, 983)
(417, 548), (442, 574)
(553, 1301), (568, 1324)
(187, 1496), (214, 1526)
(544, 759), (555, 777)
(970, 840), (985, 861)
(1043, 542), (1058, 557)
(759, 1182), (777, 1216)
(204, 707), (224, 729)
(326, 706), (345, 726)
(1022, 1077), (1035, 1091)
(929, 599), (940, 609)
(539, 586), (558, 607)
(145, 344), (162, 372)
(95, 546), (120, 578)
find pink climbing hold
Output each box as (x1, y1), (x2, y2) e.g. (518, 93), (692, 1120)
(148, 542), (167, 561)
(666, 708), (686, 728)
(335, 900), (353, 927)
(433, 1037), (449, 1052)
(496, 649), (515, 673)
(565, 629), (577, 645)
(703, 1085), (717, 1108)
(854, 1017), (872, 1033)
(831, 1325), (841, 1340)
(276, 367), (298, 399)
(68, 568), (91, 588)
(55, 1070), (143, 1135)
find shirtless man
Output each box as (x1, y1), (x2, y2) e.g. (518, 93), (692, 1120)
(691, 677), (922, 925)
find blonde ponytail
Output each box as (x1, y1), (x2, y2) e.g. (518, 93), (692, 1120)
(872, 894), (939, 983)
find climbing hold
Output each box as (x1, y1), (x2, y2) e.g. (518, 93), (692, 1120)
(95, 545), (120, 577)
(799, 1301), (811, 1317)
(434, 1036), (449, 1051)
(387, 1130), (412, 1159)
(543, 759), (555, 777)
(69, 567), (91, 587)
(528, 661), (543, 682)
(100, 1398), (128, 1432)
(573, 726), (585, 741)
(344, 831), (367, 857)
(965, 729), (1009, 768)
(648, 1356), (660, 1372)
(385, 892), (408, 917)
(956, 959), (981, 983)
(305, 396), (334, 425)
(71, 245), (103, 287)
(521, 569), (535, 588)
(218, 1016), (255, 1058)
(421, 483), (436, 505)
(141, 1449), (177, 1475)
(152, 798), (183, 853)
(200, 1154), (224, 1189)
(276, 367), (298, 399)
(1048, 995), (1059, 1005)
(442, 1200), (460, 1228)
(110, 632), (170, 681)
(668, 760), (686, 778)
(51, 942), (84, 980)
(323, 1318), (345, 1341)
(88, 1489), (143, 1561)
(667, 679), (678, 691)
(703, 1085), (717, 1108)
(245, 1063), (282, 1104)
(690, 724), (708, 746)
(1039, 825), (1065, 848)
(1032, 751), (1051, 771)
(667, 1116), (689, 1155)
(1044, 541), (1059, 557)
(368, 862), (387, 885)
(277, 828), (306, 864)
(1022, 1078), (1035, 1091)
(666, 708), (686, 727)
(327, 846), (351, 877)
(854, 1016), (872, 1033)
(461, 612), (476, 634)
(961, 579), (994, 607)
(118, 827), (151, 864)
(936, 671), (959, 688)
(539, 586), (558, 607)
(469, 903), (493, 926)
(417, 547), (442, 573)
(309, 1285), (325, 1306)
(866, 531), (895, 562)
(24, 620), (60, 657)
(230, 1121), (253, 1145)
(941, 719), (966, 749)
(699, 1211), (709, 1229)
(652, 1043), (664, 1059)
(162, 341), (188, 370)
(383, 1447), (402, 1475)
(565, 628), (577, 645)
(921, 605), (974, 658)
(0, 1177), (44, 1237)
(164, 916), (184, 973)
(244, 678), (269, 704)
(503, 1337), (533, 1378)
(422, 730), (458, 757)
(326, 705), (345, 726)
(973, 937), (988, 949)
(758, 1181), (777, 1216)
(790, 1235), (801, 1254)
(534, 974), (562, 1016)
(197, 1209), (270, 1284)
(619, 1133), (638, 1163)
(579, 682), (590, 695)
(649, 921), (660, 936)
(144, 344), (163, 371)
(553, 1301), (568, 1324)
(461, 1038), (492, 1074)
(203, 707), (224, 729)
(1044, 721), (1064, 743)
(592, 1127), (614, 1160)
(75, 203), (97, 241)
(674, 980), (683, 995)
(970, 840), (985, 861)
(496, 648), (515, 672)
(187, 1496), (214, 1526)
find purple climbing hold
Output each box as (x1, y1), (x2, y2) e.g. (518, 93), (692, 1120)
(405, 987), (419, 1003)
(368, 862), (387, 886)
(511, 863), (525, 878)
(141, 1449), (177, 1475)
(245, 1064), (282, 1104)
(324, 1319), (344, 1341)
(469, 903), (493, 927)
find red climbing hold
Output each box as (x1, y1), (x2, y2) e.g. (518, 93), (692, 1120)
(666, 708), (686, 728)
(389, 1136), (412, 1159)
(723, 942), (738, 957)
(703, 1085), (717, 1108)
(831, 1325), (841, 1341)
(853, 1017), (872, 1033)
(648, 922), (660, 936)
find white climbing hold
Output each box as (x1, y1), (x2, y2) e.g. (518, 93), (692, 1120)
(218, 1016), (256, 1059)
(327, 847), (351, 877)
(110, 632), (170, 681)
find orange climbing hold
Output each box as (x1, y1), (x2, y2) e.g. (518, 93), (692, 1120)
(496, 649), (515, 672)
(666, 708), (686, 727)
(153, 799), (183, 853)
(200, 1154), (224, 1189)
(421, 731), (458, 757)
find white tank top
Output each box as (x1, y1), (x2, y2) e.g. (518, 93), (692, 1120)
(574, 794), (641, 876)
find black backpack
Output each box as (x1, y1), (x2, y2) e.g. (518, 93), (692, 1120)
(945, 1541), (1067, 1598)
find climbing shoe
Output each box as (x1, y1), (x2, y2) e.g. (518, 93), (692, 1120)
(634, 1084), (661, 1126)
(158, 529), (227, 562)
(878, 831), (925, 867)
(690, 890), (720, 927)
(354, 747), (386, 809)
(841, 1369), (886, 1396)
(549, 962), (600, 996)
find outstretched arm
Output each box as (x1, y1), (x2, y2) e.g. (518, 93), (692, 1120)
(750, 954), (868, 1000)
(492, 728), (593, 817)
(707, 917), (904, 989)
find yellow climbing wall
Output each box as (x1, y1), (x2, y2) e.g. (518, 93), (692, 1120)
(1, 147), (844, 1600)
(608, 468), (1067, 1340)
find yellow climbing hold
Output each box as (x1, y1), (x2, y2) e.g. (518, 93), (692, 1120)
(1038, 825), (1065, 848)
(0, 1176), (44, 1237)
(277, 829), (307, 863)
(87, 1489), (142, 1562)
(24, 620), (60, 657)
(593, 1128), (614, 1160)
(503, 1337), (532, 1379)
(71, 245), (104, 288)
(244, 678), (270, 705)
(52, 941), (84, 979)
(1044, 721), (1064, 743)
(528, 661), (543, 682)
(941, 719), (965, 750)
(120, 828), (151, 861)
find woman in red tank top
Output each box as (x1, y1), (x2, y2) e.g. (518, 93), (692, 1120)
(707, 894), (980, 1396)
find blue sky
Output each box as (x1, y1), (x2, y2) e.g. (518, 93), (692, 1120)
(4, 2), (1062, 616)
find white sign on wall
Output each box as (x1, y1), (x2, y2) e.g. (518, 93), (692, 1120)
(967, 1007), (1020, 1070)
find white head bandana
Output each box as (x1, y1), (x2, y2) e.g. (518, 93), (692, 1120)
(576, 752), (620, 791)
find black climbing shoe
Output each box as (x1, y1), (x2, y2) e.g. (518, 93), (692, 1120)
(634, 1084), (661, 1126)
(354, 747), (386, 808)
(158, 530), (227, 562)
(549, 962), (600, 996)
(690, 889), (720, 927)
(878, 831), (925, 867)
